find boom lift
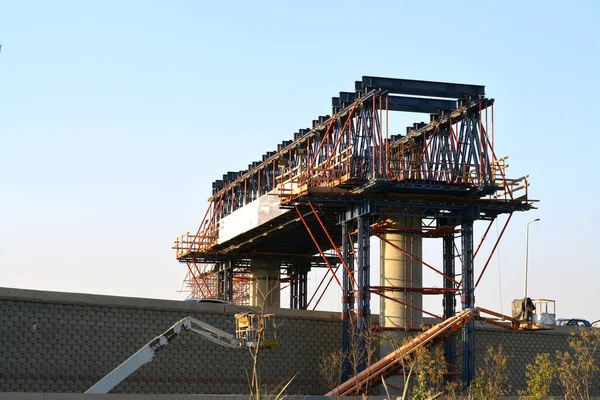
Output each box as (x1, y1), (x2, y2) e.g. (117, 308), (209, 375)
(86, 312), (277, 394)
(326, 308), (479, 396)
(327, 305), (556, 396)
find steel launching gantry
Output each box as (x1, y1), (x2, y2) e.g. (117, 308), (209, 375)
(173, 76), (535, 384)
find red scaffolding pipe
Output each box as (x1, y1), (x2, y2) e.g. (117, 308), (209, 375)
(307, 201), (356, 285)
(311, 266), (341, 311)
(306, 266), (331, 308)
(476, 213), (513, 288)
(480, 114), (514, 200)
(371, 286), (458, 295)
(185, 262), (207, 298)
(191, 260), (214, 298)
(295, 206), (342, 290)
(374, 291), (443, 320)
(375, 234), (459, 286)
(307, 116), (336, 171)
(317, 98), (360, 185)
(474, 219), (494, 259)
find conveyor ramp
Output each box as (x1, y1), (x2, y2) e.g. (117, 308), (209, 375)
(326, 308), (479, 396)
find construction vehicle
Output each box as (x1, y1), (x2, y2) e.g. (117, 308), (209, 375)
(511, 298), (556, 328)
(86, 312), (277, 394)
(326, 308), (479, 396)
(327, 305), (556, 396)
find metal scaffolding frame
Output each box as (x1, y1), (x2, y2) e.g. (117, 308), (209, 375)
(288, 263), (309, 310)
(173, 76), (534, 385)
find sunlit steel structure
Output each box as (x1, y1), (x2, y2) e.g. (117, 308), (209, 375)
(173, 76), (534, 383)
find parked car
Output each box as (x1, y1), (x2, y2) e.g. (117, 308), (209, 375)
(556, 318), (591, 327)
(183, 298), (231, 304)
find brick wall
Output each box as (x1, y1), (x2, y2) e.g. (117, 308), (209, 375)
(0, 287), (340, 394)
(0, 287), (596, 395)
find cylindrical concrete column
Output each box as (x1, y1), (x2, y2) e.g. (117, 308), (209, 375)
(379, 216), (423, 332)
(249, 259), (280, 308)
(379, 216), (423, 393)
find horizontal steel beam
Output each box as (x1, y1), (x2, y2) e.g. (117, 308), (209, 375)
(387, 96), (457, 113)
(336, 92), (456, 113)
(178, 255), (340, 265)
(362, 76), (485, 99)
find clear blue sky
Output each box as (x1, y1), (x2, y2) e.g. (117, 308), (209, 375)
(1, 1), (598, 321)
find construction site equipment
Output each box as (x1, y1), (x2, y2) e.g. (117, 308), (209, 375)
(326, 304), (556, 396)
(326, 308), (479, 396)
(235, 312), (278, 348)
(531, 299), (556, 325)
(85, 313), (277, 394)
(511, 298), (556, 327)
(174, 76), (536, 383)
(478, 305), (553, 331)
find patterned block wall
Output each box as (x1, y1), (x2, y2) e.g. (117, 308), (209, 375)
(1, 288), (597, 395)
(0, 288), (340, 394)
(472, 324), (600, 395)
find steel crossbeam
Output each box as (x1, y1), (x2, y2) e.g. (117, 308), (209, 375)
(334, 92), (458, 114)
(361, 76), (485, 98)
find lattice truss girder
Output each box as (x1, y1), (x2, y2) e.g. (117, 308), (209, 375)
(175, 100), (527, 255)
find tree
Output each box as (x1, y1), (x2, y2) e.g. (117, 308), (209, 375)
(382, 332), (446, 400)
(470, 345), (510, 399)
(519, 352), (555, 399)
(338, 313), (380, 395)
(410, 345), (446, 399)
(555, 328), (600, 399)
(319, 349), (344, 399)
(319, 313), (380, 396)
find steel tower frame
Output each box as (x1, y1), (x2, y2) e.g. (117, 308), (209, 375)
(174, 76), (534, 385)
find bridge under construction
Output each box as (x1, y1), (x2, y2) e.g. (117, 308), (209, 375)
(173, 76), (534, 385)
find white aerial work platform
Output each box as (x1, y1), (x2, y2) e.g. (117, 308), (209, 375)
(86, 312), (277, 394)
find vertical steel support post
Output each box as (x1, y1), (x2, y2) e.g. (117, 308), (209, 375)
(290, 270), (298, 309)
(289, 265), (308, 310)
(217, 262), (225, 300)
(341, 220), (354, 379)
(299, 268), (308, 310)
(443, 233), (457, 378)
(224, 260), (234, 302)
(357, 213), (371, 373)
(461, 210), (475, 384)
(217, 260), (234, 301)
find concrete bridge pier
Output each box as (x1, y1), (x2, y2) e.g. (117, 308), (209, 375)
(380, 216), (423, 334)
(379, 216), (423, 390)
(249, 258), (281, 308)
